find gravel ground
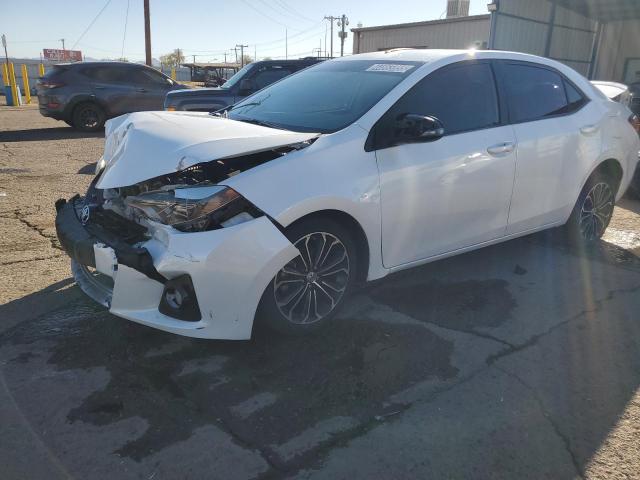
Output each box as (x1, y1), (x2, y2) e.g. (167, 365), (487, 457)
(1, 105), (640, 480)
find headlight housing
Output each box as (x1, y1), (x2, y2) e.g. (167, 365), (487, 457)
(126, 186), (259, 232)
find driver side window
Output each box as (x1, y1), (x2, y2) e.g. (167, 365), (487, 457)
(375, 62), (500, 149)
(252, 67), (292, 90)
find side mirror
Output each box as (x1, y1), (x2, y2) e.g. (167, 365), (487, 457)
(394, 113), (444, 144)
(238, 78), (255, 95)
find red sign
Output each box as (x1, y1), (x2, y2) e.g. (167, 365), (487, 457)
(43, 49), (83, 62)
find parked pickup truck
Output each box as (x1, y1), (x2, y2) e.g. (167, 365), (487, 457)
(164, 58), (323, 112)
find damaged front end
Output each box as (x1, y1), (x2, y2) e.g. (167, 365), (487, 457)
(54, 115), (314, 338)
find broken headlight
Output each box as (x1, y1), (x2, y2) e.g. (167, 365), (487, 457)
(126, 185), (259, 232)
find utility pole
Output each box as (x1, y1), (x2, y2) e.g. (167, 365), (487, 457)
(236, 44), (248, 67)
(254, 45), (257, 62)
(233, 47), (238, 65)
(144, 0), (152, 66)
(324, 16), (339, 58)
(60, 38), (65, 51)
(192, 54), (196, 63)
(223, 52), (227, 64)
(285, 29), (288, 59)
(338, 15), (349, 57)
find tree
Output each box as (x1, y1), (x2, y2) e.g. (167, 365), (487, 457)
(241, 54), (253, 66)
(160, 48), (185, 68)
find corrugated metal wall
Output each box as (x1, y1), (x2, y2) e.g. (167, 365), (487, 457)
(595, 20), (640, 83)
(352, 16), (490, 54)
(491, 0), (598, 76)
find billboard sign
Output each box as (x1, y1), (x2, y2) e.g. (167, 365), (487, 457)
(43, 49), (82, 62)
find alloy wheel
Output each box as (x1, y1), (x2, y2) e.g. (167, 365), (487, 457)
(80, 107), (99, 129)
(273, 231), (350, 325)
(579, 181), (614, 240)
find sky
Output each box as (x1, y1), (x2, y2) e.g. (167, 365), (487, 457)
(1, 0), (489, 63)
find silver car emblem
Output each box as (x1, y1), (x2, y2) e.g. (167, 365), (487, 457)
(81, 205), (91, 225)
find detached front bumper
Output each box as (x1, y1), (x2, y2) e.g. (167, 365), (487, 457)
(55, 196), (298, 339)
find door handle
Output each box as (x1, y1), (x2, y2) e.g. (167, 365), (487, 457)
(94, 85), (105, 89)
(580, 124), (599, 135)
(136, 88), (147, 93)
(487, 142), (515, 156)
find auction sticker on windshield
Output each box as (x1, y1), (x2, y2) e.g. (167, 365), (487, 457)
(366, 64), (415, 73)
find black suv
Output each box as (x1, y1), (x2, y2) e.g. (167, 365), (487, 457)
(37, 62), (185, 131)
(164, 58), (322, 112)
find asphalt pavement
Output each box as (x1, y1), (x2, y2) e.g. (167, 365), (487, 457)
(1, 105), (640, 480)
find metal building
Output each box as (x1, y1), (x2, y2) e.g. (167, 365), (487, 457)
(351, 0), (639, 83)
(489, 0), (640, 83)
(351, 15), (490, 54)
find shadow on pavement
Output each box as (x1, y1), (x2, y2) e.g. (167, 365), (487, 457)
(619, 195), (640, 214)
(0, 231), (639, 477)
(77, 163), (97, 175)
(0, 127), (103, 142)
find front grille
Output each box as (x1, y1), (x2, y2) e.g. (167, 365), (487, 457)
(89, 208), (148, 244)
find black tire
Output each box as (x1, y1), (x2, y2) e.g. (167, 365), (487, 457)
(565, 171), (616, 243)
(72, 102), (105, 132)
(257, 216), (358, 336)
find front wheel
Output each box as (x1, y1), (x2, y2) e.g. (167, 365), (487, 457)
(566, 172), (616, 242)
(258, 217), (358, 335)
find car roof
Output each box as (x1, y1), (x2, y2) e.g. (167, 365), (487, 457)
(56, 61), (153, 69)
(336, 48), (573, 67)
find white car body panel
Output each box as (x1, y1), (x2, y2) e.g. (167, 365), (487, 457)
(506, 101), (605, 234)
(62, 49), (640, 339)
(376, 125), (517, 268)
(223, 124), (387, 281)
(110, 216), (298, 339)
(593, 81), (627, 99)
(97, 111), (319, 189)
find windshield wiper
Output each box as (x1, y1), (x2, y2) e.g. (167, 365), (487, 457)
(228, 94), (271, 113)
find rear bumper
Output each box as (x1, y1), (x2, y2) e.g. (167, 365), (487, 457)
(55, 196), (298, 340)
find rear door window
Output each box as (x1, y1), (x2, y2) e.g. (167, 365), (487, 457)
(82, 66), (128, 83)
(501, 64), (575, 122)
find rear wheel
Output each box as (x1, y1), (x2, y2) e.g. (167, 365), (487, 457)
(566, 172), (616, 243)
(72, 102), (105, 131)
(258, 217), (358, 335)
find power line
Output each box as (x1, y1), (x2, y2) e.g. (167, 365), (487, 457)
(238, 0), (297, 30)
(120, 0), (130, 59)
(257, 27), (324, 52)
(71, 0), (113, 50)
(255, 0), (314, 24)
(272, 0), (317, 23)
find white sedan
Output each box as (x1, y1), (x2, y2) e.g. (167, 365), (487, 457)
(55, 49), (640, 339)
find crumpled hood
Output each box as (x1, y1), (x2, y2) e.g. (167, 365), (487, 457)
(96, 111), (319, 189)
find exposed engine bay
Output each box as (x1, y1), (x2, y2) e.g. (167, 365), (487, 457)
(86, 142), (313, 235)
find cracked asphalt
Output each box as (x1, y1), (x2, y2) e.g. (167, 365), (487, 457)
(2, 104), (640, 480)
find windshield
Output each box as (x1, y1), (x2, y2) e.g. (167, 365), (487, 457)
(227, 60), (422, 133)
(221, 64), (253, 89)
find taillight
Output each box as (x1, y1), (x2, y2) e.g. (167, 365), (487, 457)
(38, 81), (65, 89)
(629, 114), (640, 135)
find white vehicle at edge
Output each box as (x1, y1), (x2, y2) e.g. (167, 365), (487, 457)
(55, 49), (640, 340)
